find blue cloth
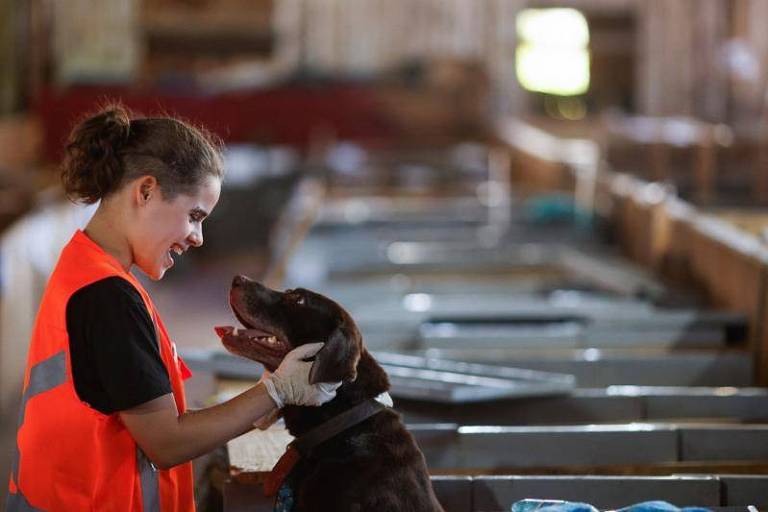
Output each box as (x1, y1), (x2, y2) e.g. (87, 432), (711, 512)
(618, 501), (712, 512)
(512, 500), (597, 512)
(273, 481), (295, 512)
(511, 500), (712, 512)
(523, 194), (592, 228)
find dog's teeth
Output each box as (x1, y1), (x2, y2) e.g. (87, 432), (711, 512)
(266, 336), (276, 344)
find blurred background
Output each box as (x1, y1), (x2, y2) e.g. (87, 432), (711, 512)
(3, 1), (768, 510)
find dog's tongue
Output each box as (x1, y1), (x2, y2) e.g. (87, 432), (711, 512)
(215, 326), (234, 339)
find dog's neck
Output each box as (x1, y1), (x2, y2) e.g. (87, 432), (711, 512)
(282, 348), (390, 437)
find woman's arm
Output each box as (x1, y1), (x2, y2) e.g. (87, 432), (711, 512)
(120, 342), (338, 469)
(120, 382), (275, 469)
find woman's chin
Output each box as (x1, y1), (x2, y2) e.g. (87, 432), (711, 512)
(137, 262), (169, 281)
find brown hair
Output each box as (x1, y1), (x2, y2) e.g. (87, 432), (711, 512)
(61, 103), (224, 204)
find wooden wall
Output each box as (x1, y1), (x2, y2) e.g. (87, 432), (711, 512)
(601, 172), (768, 384)
(5, 0), (767, 121)
(279, 0), (756, 121)
(636, 0), (729, 120)
(729, 0), (768, 125)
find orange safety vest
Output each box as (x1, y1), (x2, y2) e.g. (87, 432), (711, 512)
(6, 229), (196, 512)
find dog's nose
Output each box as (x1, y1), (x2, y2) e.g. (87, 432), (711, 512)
(232, 275), (249, 288)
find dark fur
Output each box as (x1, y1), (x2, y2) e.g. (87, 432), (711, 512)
(222, 276), (444, 512)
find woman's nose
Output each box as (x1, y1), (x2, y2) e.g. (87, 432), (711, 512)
(187, 229), (203, 247)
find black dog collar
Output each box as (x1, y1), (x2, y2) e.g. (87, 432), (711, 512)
(264, 399), (386, 497)
(291, 399), (385, 456)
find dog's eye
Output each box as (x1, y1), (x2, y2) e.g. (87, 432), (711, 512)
(284, 290), (305, 305)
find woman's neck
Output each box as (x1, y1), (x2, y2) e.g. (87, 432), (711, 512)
(84, 204), (134, 272)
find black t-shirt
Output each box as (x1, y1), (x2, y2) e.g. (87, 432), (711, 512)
(65, 276), (172, 414)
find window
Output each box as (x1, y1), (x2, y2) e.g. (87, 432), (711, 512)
(515, 8), (590, 97)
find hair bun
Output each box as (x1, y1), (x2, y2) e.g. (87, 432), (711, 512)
(99, 107), (131, 147)
(61, 104), (134, 204)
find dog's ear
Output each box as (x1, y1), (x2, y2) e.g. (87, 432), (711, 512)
(308, 324), (361, 384)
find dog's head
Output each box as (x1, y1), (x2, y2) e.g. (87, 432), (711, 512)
(215, 275), (362, 384)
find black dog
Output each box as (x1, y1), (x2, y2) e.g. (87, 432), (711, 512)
(216, 275), (444, 512)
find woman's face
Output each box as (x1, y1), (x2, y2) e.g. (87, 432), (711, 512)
(132, 175), (221, 280)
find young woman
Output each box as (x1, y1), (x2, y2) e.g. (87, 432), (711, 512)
(6, 105), (338, 511)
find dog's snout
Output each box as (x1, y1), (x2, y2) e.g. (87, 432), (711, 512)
(232, 275), (249, 288)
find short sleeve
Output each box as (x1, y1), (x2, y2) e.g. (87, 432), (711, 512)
(66, 277), (172, 414)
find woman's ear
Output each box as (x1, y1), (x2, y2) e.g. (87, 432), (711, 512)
(135, 176), (158, 204)
(308, 325), (361, 384)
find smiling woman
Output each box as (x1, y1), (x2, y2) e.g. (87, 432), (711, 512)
(60, 105), (224, 280)
(6, 105), (340, 512)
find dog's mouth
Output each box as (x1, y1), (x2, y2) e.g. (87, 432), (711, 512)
(215, 297), (291, 372)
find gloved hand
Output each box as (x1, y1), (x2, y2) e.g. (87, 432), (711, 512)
(262, 343), (342, 408)
(253, 371), (281, 430)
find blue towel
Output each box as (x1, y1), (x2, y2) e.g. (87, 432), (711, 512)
(512, 499), (597, 512)
(511, 499), (712, 512)
(618, 501), (712, 512)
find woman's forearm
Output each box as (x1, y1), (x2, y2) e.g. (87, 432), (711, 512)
(120, 383), (279, 469)
(170, 383), (278, 466)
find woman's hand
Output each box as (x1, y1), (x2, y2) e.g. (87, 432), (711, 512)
(262, 343), (342, 408)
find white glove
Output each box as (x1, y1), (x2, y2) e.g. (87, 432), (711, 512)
(253, 370), (281, 430)
(263, 343), (342, 408)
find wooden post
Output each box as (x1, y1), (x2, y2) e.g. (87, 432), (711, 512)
(694, 125), (716, 205)
(0, 0), (19, 114)
(649, 139), (668, 184)
(757, 254), (768, 385)
(756, 125), (768, 205)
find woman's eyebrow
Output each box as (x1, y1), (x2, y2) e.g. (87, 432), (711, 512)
(190, 207), (209, 219)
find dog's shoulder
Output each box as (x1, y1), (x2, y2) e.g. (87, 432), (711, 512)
(297, 410), (442, 511)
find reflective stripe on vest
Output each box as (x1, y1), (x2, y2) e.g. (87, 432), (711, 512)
(137, 447), (160, 512)
(7, 350), (162, 511)
(7, 351), (66, 511)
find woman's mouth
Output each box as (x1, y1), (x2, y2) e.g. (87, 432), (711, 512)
(166, 244), (185, 268)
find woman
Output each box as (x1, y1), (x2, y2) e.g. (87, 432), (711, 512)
(6, 105), (338, 511)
